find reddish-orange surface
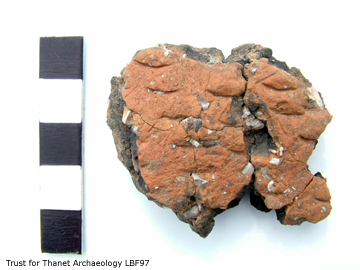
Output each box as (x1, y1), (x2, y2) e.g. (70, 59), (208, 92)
(119, 44), (332, 225)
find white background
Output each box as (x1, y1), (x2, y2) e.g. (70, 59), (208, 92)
(1, 1), (359, 269)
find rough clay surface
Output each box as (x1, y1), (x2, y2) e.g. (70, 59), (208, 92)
(107, 43), (332, 237)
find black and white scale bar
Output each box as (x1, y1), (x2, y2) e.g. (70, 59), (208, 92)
(39, 36), (84, 254)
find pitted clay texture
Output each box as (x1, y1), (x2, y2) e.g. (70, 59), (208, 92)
(107, 44), (332, 237)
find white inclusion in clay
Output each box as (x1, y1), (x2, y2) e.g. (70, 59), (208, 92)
(154, 90), (165, 94)
(184, 205), (200, 219)
(159, 43), (171, 57)
(192, 173), (208, 187)
(267, 180), (275, 192)
(122, 106), (132, 124)
(269, 158), (280, 166)
(168, 144), (176, 149)
(179, 53), (186, 61)
(307, 86), (325, 109)
(242, 106), (264, 131)
(279, 147), (284, 156)
(189, 139), (200, 148)
(242, 162), (254, 175)
(198, 96), (210, 110)
(131, 126), (138, 134)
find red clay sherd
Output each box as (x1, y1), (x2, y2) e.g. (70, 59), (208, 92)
(107, 44), (332, 237)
